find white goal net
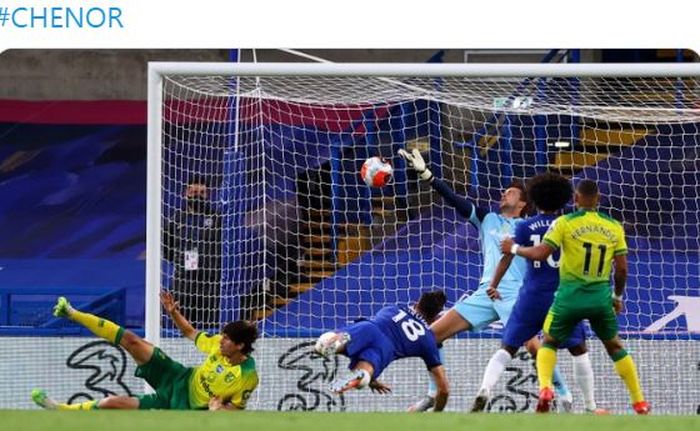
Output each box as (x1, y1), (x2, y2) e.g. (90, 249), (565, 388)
(147, 63), (700, 414)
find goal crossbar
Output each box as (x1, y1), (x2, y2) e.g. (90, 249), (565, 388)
(148, 62), (700, 78)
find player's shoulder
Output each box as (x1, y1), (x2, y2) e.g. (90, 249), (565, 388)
(551, 210), (586, 231)
(513, 217), (527, 232)
(512, 216), (534, 239)
(482, 211), (500, 223)
(241, 356), (257, 373)
(374, 305), (400, 320)
(524, 212), (553, 225)
(544, 213), (566, 231)
(196, 331), (221, 344)
(422, 327), (439, 347)
(594, 211), (623, 226)
(378, 304), (400, 314)
(562, 209), (587, 221)
(482, 212), (513, 231)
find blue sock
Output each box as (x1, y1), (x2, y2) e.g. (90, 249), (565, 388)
(552, 365), (571, 398)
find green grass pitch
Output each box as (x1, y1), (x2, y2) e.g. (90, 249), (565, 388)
(2, 411), (699, 431)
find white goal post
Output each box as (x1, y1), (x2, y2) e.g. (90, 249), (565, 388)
(147, 62), (700, 413)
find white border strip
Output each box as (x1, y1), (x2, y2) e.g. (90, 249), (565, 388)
(145, 66), (163, 359)
(149, 62), (700, 78)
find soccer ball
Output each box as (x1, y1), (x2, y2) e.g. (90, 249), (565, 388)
(360, 157), (393, 187)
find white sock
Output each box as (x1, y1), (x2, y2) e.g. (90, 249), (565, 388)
(427, 371), (437, 397)
(572, 353), (597, 411)
(479, 349), (512, 393)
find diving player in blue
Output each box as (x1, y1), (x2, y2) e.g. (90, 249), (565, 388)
(481, 173), (606, 414)
(314, 291), (450, 412)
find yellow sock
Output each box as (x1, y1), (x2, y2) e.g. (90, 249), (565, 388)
(536, 345), (557, 390)
(613, 353), (644, 404)
(58, 400), (99, 410)
(69, 310), (124, 345)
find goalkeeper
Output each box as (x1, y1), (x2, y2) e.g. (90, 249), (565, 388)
(32, 292), (259, 411)
(398, 149), (573, 411)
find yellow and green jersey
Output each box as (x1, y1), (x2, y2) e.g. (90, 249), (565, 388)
(189, 333), (259, 409)
(543, 209), (627, 297)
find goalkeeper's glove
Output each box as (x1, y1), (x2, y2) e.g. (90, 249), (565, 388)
(398, 148), (433, 182)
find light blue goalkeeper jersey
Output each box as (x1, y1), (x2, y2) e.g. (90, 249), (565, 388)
(470, 211), (527, 294)
(431, 178), (527, 296)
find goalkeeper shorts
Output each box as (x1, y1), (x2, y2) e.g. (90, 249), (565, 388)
(453, 286), (517, 332)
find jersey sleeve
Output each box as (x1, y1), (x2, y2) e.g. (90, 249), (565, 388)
(614, 223), (628, 256)
(513, 220), (528, 246)
(194, 332), (220, 354)
(430, 178), (489, 227)
(229, 374), (258, 409)
(543, 217), (565, 250)
(421, 339), (442, 370)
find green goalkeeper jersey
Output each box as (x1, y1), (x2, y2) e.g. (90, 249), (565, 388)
(189, 333), (258, 409)
(543, 209), (627, 300)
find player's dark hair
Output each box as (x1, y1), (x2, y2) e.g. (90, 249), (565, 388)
(527, 173), (573, 212)
(222, 320), (259, 355)
(507, 180), (532, 217)
(576, 179), (599, 197)
(416, 290), (448, 323)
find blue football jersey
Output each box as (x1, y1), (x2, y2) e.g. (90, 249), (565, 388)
(512, 213), (561, 296)
(372, 305), (442, 369)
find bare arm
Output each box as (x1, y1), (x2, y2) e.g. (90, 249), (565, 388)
(428, 365), (449, 412)
(160, 291), (198, 341)
(501, 237), (554, 261)
(613, 254), (628, 297)
(487, 253), (515, 300)
(612, 254), (628, 314)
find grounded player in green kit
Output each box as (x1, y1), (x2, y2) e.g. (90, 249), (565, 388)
(501, 179), (649, 415)
(32, 292), (259, 411)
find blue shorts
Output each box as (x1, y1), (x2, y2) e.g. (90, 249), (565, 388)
(453, 286), (518, 332)
(502, 294), (586, 349)
(341, 321), (394, 378)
